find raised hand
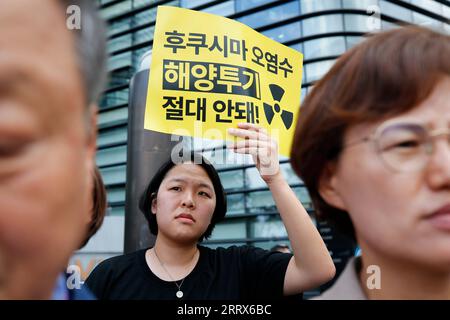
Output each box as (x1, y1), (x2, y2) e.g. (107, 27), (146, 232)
(227, 123), (282, 184)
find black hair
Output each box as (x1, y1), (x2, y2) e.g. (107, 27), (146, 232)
(139, 151), (227, 242)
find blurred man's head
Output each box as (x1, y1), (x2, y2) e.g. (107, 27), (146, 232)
(0, 0), (106, 298)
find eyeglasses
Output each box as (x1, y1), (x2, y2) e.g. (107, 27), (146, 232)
(343, 122), (450, 173)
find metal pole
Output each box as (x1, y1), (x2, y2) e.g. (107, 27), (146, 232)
(124, 66), (178, 254)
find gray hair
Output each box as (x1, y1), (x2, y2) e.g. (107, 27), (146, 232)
(60, 0), (108, 106)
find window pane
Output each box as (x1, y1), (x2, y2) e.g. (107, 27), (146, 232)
(100, 88), (129, 109)
(410, 0), (443, 15)
(97, 126), (128, 148)
(250, 216), (288, 238)
(108, 26), (155, 55)
(108, 67), (133, 88)
(108, 206), (124, 216)
(444, 6), (450, 32)
(445, 11), (450, 34)
(237, 2), (300, 29)
(226, 193), (245, 215)
(280, 163), (301, 185)
(108, 51), (132, 71)
(134, 6), (158, 25)
(379, 1), (413, 23)
(302, 14), (344, 37)
(301, 0), (341, 13)
(245, 167), (266, 189)
(381, 20), (398, 30)
(108, 34), (132, 54)
(304, 36), (346, 59)
(342, 0), (379, 10)
(100, 165), (127, 185)
(344, 14), (372, 32)
(108, 20), (130, 38)
(412, 12), (444, 30)
(96, 145), (127, 167)
(245, 164), (302, 198)
(106, 187), (126, 203)
(219, 170), (244, 190)
(293, 187), (312, 209)
(262, 22), (301, 43)
(209, 220), (247, 240)
(203, 1), (235, 16)
(98, 107), (128, 126)
(345, 36), (364, 49)
(100, 1), (131, 20)
(235, 0), (275, 12)
(134, 25), (156, 44)
(180, 0), (211, 8)
(301, 87), (307, 104)
(305, 59), (335, 82)
(247, 190), (275, 212)
(290, 43), (303, 53)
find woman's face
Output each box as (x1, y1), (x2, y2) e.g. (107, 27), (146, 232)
(322, 77), (450, 270)
(152, 163), (217, 243)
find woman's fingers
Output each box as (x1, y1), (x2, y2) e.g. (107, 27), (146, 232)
(236, 123), (269, 140)
(237, 122), (268, 134)
(231, 147), (260, 155)
(229, 139), (269, 149)
(231, 144), (273, 164)
(228, 124), (278, 159)
(228, 128), (268, 141)
(227, 123), (279, 176)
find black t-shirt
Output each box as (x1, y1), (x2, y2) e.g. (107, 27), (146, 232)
(85, 245), (293, 300)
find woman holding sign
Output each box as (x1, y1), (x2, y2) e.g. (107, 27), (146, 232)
(86, 122), (335, 299)
(290, 26), (450, 299)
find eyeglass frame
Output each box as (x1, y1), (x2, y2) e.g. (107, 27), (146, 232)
(341, 121), (450, 173)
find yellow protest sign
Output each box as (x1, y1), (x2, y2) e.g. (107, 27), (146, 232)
(145, 6), (303, 156)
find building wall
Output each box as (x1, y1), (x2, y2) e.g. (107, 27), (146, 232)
(70, 0), (450, 296)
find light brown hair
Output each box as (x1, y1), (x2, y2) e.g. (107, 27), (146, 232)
(290, 26), (450, 241)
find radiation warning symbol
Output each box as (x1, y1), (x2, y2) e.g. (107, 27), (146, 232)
(263, 84), (294, 130)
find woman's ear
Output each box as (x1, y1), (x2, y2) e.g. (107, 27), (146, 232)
(150, 193), (157, 215)
(318, 162), (347, 211)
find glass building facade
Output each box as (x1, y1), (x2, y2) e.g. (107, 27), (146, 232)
(71, 0), (450, 296)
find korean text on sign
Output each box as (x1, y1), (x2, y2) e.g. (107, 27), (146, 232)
(145, 6), (303, 156)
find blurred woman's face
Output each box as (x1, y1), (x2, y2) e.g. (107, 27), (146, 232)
(322, 77), (450, 270)
(152, 163), (217, 243)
